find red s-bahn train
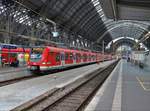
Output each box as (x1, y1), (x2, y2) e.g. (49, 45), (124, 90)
(0, 44), (30, 66)
(27, 46), (112, 72)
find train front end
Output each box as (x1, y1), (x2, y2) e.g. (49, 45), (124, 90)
(28, 47), (47, 72)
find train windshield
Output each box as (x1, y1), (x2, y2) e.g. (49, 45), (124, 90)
(30, 48), (44, 62)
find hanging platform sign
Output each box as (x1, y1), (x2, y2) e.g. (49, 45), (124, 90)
(52, 32), (59, 37)
(1, 44), (17, 49)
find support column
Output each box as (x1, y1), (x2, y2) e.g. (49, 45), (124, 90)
(4, 10), (11, 44)
(29, 26), (36, 46)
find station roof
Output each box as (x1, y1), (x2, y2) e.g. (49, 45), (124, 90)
(18, 0), (111, 43)
(19, 0), (150, 45)
(100, 0), (150, 21)
(1, 0), (150, 49)
(112, 38), (136, 50)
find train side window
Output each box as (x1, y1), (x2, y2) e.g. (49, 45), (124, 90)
(83, 54), (85, 60)
(89, 55), (91, 60)
(70, 53), (73, 60)
(76, 53), (80, 60)
(83, 54), (86, 60)
(56, 53), (60, 62)
(11, 53), (17, 58)
(76, 54), (78, 61)
(94, 55), (96, 60)
(92, 55), (95, 60)
(81, 55), (83, 60)
(73, 53), (76, 60)
(78, 54), (81, 60)
(65, 53), (68, 60)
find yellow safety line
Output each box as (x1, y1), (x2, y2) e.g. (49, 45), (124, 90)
(136, 76), (150, 91)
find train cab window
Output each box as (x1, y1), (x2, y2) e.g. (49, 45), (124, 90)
(65, 53), (69, 60)
(56, 53), (60, 62)
(30, 48), (43, 62)
(49, 51), (53, 55)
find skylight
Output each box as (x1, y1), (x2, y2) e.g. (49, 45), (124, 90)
(0, 3), (36, 26)
(91, 0), (106, 21)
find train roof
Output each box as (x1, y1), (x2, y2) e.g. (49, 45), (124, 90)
(31, 46), (99, 55)
(46, 46), (96, 54)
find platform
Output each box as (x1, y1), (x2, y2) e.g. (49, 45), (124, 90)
(85, 59), (150, 111)
(0, 60), (115, 111)
(0, 66), (30, 82)
(0, 66), (27, 74)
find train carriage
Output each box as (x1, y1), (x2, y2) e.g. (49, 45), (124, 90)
(28, 46), (112, 72)
(1, 47), (30, 67)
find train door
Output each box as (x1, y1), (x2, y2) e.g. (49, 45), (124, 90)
(81, 53), (83, 63)
(0, 46), (1, 66)
(60, 52), (65, 66)
(73, 53), (76, 64)
(81, 56), (83, 63)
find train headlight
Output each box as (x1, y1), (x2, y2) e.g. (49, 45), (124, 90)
(42, 62), (46, 64)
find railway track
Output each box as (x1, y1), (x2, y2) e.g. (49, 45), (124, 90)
(12, 60), (119, 111)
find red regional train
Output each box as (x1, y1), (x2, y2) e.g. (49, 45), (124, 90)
(27, 46), (112, 72)
(1, 47), (30, 66)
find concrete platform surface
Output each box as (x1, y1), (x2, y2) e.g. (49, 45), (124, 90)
(0, 60), (115, 111)
(0, 66), (27, 74)
(85, 59), (150, 111)
(0, 67), (31, 82)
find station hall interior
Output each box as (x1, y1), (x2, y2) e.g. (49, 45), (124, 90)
(0, 0), (150, 111)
